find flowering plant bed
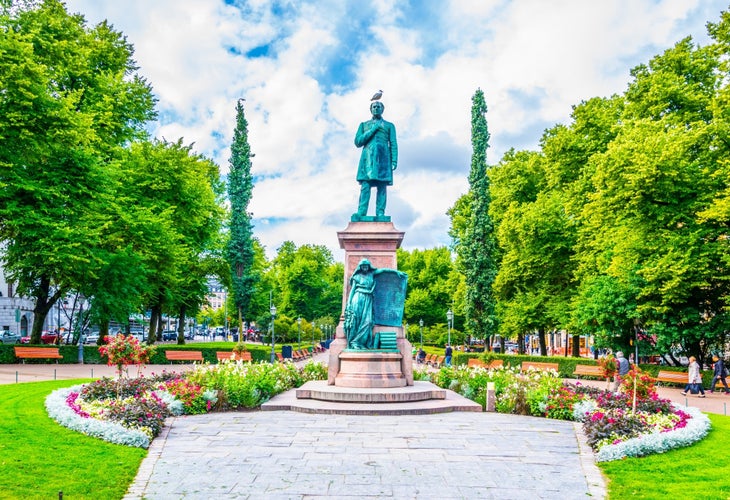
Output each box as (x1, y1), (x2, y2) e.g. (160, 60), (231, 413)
(46, 360), (328, 448)
(419, 364), (711, 461)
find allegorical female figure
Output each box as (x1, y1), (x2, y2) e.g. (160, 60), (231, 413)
(344, 259), (382, 349)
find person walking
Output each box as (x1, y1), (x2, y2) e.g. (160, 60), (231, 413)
(709, 355), (730, 394)
(612, 351), (630, 392)
(681, 356), (705, 397)
(444, 344), (453, 367)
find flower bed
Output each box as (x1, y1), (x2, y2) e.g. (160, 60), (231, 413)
(46, 360), (329, 448)
(418, 364), (711, 461)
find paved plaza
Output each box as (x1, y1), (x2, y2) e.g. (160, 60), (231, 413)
(124, 409), (605, 499)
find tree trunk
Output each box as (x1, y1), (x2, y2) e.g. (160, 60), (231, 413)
(148, 304), (161, 344)
(30, 276), (53, 344)
(98, 318), (109, 345)
(177, 304), (186, 345)
(538, 328), (547, 356)
(517, 332), (525, 355)
(571, 334), (581, 357)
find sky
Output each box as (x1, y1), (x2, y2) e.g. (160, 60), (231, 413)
(65, 0), (729, 261)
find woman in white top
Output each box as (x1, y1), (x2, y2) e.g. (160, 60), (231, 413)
(681, 356), (705, 397)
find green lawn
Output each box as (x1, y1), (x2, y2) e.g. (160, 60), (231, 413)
(2, 379), (729, 499)
(600, 413), (730, 498)
(0, 380), (146, 499)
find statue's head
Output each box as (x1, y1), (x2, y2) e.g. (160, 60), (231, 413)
(357, 258), (372, 272)
(370, 101), (384, 117)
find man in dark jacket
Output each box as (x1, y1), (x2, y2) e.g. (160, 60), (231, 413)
(710, 355), (730, 394)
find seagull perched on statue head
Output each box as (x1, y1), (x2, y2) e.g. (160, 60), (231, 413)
(370, 90), (383, 101)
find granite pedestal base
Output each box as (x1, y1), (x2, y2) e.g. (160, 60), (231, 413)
(334, 351), (406, 388)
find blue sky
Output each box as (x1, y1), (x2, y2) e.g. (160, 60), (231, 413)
(66, 0), (729, 261)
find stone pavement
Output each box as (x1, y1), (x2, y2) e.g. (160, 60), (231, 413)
(124, 410), (605, 499)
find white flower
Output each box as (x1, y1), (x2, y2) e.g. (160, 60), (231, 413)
(46, 385), (151, 448)
(595, 404), (711, 462)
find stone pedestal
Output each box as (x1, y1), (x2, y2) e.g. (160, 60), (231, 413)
(327, 221), (413, 387)
(334, 351), (406, 388)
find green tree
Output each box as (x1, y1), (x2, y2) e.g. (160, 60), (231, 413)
(0, 0), (155, 343)
(226, 99), (257, 335)
(459, 89), (498, 343)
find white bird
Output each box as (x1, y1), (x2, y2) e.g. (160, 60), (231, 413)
(370, 90), (383, 101)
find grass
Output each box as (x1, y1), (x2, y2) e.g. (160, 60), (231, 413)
(0, 379), (146, 499)
(600, 413), (730, 498)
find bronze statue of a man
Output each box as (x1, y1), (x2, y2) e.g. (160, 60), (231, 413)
(353, 101), (398, 219)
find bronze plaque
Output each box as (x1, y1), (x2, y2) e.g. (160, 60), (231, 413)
(373, 269), (407, 327)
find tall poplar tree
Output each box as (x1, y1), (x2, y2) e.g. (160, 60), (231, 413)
(461, 89), (499, 343)
(226, 99), (256, 334)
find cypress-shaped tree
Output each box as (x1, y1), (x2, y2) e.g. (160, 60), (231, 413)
(462, 89), (499, 344)
(227, 99), (256, 333)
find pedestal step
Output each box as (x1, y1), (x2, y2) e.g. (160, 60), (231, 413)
(297, 381), (446, 403)
(262, 381), (482, 415)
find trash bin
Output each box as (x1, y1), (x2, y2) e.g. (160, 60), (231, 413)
(282, 345), (293, 359)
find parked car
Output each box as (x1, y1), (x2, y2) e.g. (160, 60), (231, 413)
(161, 330), (177, 341)
(41, 331), (60, 344)
(0, 331), (22, 344)
(84, 332), (100, 344)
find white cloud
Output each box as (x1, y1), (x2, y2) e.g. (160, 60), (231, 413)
(66, 0), (727, 260)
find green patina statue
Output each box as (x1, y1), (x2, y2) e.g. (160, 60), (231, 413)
(344, 259), (407, 350)
(352, 101), (398, 221)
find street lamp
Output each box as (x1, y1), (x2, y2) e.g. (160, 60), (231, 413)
(419, 318), (424, 347)
(297, 317), (302, 351)
(77, 295), (86, 364)
(311, 320), (315, 351)
(446, 309), (453, 346)
(269, 303), (277, 364)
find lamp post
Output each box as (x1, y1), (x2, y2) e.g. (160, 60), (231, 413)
(269, 303), (277, 364)
(419, 318), (424, 347)
(77, 295), (85, 364)
(446, 309), (453, 346)
(297, 317), (302, 351)
(311, 320), (315, 350)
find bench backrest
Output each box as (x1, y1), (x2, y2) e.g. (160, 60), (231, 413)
(216, 351), (252, 362)
(165, 350), (203, 361)
(521, 361), (559, 372)
(14, 346), (63, 358)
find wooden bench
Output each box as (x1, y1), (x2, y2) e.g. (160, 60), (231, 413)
(521, 361), (559, 373)
(425, 354), (437, 365)
(276, 352), (286, 362)
(433, 355), (446, 368)
(467, 358), (504, 369)
(14, 346), (63, 363)
(656, 370), (686, 386)
(572, 364), (605, 379)
(165, 350), (203, 363)
(216, 351), (252, 362)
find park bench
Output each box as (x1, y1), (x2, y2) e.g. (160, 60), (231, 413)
(656, 370), (687, 386)
(165, 350), (203, 363)
(216, 351), (252, 362)
(14, 346), (63, 363)
(467, 358), (504, 370)
(433, 355), (446, 368)
(298, 349), (310, 359)
(572, 365), (605, 379)
(276, 352), (286, 362)
(425, 354), (436, 365)
(521, 361), (559, 373)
